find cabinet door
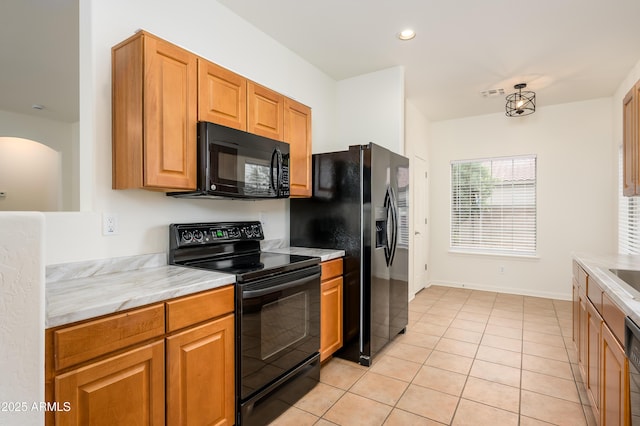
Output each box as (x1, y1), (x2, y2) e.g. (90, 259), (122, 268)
(623, 84), (639, 196)
(320, 276), (343, 362)
(601, 323), (629, 426)
(572, 277), (579, 352)
(285, 98), (312, 197)
(586, 299), (602, 416)
(247, 81), (284, 141)
(166, 313), (235, 426)
(579, 289), (588, 378)
(198, 59), (247, 131)
(143, 35), (197, 190)
(55, 340), (165, 426)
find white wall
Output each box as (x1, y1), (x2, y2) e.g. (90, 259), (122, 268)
(0, 212), (45, 426)
(45, 0), (338, 265)
(0, 138), (62, 211)
(0, 110), (78, 211)
(335, 66), (405, 154)
(429, 98), (615, 300)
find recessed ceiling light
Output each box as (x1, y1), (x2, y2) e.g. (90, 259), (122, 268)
(31, 104), (45, 110)
(398, 29), (416, 41)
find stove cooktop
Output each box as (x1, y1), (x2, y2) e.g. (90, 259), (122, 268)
(169, 221), (320, 283)
(185, 251), (319, 283)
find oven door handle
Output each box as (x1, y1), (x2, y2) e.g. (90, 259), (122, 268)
(242, 272), (321, 299)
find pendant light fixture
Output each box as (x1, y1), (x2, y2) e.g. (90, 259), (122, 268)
(505, 83), (536, 117)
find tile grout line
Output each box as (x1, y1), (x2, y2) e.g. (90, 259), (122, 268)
(448, 289), (494, 425)
(292, 287), (586, 425)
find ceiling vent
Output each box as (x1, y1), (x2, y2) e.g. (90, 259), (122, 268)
(480, 88), (505, 98)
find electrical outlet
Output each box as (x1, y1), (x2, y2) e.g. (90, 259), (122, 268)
(259, 212), (268, 232)
(102, 213), (118, 236)
(499, 265), (505, 274)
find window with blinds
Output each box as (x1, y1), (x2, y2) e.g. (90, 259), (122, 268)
(618, 147), (640, 254)
(450, 155), (537, 255)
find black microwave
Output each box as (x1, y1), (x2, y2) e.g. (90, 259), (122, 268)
(169, 122), (290, 199)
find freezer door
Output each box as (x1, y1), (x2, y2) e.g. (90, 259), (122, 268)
(368, 144), (392, 359)
(389, 152), (410, 338)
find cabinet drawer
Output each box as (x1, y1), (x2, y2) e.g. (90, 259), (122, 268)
(578, 265), (588, 290)
(54, 304), (165, 371)
(602, 292), (626, 347)
(166, 285), (234, 332)
(586, 276), (602, 312)
(321, 258), (343, 282)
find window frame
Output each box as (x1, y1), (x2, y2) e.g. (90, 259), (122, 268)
(449, 154), (538, 257)
(618, 146), (640, 254)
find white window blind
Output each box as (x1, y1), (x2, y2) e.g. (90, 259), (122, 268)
(397, 187), (409, 248)
(618, 146), (640, 254)
(450, 155), (537, 255)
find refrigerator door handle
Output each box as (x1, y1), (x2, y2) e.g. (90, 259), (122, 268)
(384, 187), (393, 266)
(389, 187), (399, 266)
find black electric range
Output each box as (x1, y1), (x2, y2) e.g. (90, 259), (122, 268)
(169, 221), (321, 426)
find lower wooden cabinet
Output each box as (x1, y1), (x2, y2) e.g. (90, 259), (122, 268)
(166, 313), (235, 426)
(320, 258), (343, 362)
(572, 261), (630, 426)
(601, 322), (629, 426)
(586, 298), (602, 417)
(54, 341), (165, 426)
(46, 285), (235, 426)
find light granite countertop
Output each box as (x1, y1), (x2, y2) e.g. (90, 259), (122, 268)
(45, 247), (344, 328)
(46, 253), (235, 328)
(573, 252), (640, 327)
(266, 247), (345, 262)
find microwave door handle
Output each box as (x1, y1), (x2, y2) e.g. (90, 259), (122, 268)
(270, 148), (277, 193)
(277, 148), (283, 197)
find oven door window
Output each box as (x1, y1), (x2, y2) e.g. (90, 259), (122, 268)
(239, 269), (320, 400)
(261, 291), (309, 359)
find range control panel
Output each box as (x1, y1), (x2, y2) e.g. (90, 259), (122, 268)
(171, 221), (264, 247)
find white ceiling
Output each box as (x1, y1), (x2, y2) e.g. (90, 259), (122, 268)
(3, 1), (640, 124)
(217, 0), (640, 121)
(0, 0), (78, 123)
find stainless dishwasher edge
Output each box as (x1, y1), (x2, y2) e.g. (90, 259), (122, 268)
(625, 317), (640, 425)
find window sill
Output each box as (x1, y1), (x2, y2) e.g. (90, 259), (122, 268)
(448, 249), (540, 260)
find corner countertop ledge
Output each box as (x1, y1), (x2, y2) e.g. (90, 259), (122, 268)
(573, 252), (640, 326)
(267, 247), (345, 262)
(46, 255), (235, 328)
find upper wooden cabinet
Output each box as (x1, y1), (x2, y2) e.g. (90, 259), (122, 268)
(112, 31), (313, 196)
(285, 98), (312, 197)
(198, 59), (247, 131)
(248, 81), (285, 141)
(623, 82), (640, 196)
(112, 31), (198, 191)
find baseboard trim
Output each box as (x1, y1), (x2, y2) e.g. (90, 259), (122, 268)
(426, 280), (571, 302)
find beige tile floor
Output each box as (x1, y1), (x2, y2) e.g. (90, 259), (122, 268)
(271, 285), (597, 426)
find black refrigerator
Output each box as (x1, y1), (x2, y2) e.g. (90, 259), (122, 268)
(290, 143), (409, 366)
